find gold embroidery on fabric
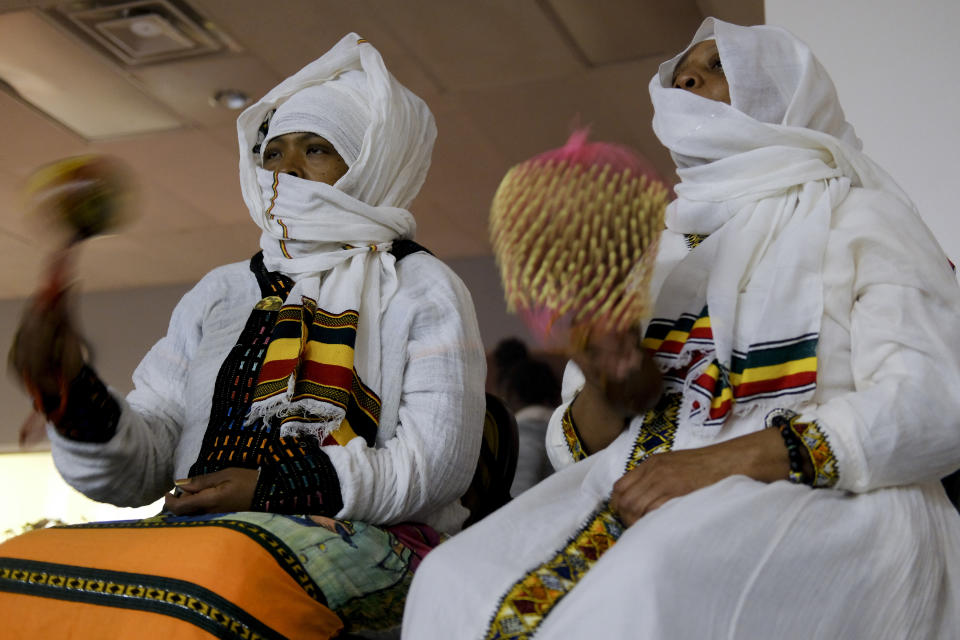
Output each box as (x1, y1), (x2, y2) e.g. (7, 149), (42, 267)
(254, 296), (284, 311)
(560, 405), (586, 463)
(791, 419), (839, 487)
(684, 233), (708, 249)
(0, 564), (269, 639)
(483, 393), (681, 639)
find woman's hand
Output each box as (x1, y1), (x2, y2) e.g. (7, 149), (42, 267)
(9, 289), (84, 409)
(163, 467), (259, 515)
(610, 428), (799, 526)
(610, 447), (733, 526)
(571, 328), (661, 417)
(568, 327), (662, 454)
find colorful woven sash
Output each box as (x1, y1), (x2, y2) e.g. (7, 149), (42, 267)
(191, 243), (427, 477)
(250, 295), (380, 446)
(643, 305), (818, 428)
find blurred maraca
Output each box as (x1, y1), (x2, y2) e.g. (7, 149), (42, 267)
(490, 129), (668, 348)
(24, 154), (134, 244)
(13, 154), (135, 446)
(22, 154), (135, 303)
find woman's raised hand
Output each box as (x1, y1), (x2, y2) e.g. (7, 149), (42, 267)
(571, 328), (662, 417)
(9, 287), (85, 418)
(568, 328), (662, 454)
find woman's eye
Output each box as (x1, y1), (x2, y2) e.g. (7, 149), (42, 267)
(263, 150), (280, 161)
(306, 145), (327, 155)
(712, 58), (723, 71)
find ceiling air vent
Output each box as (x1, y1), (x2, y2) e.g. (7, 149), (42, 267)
(57, 0), (230, 65)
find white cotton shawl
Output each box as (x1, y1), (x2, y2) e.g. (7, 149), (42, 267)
(236, 33), (437, 439)
(648, 18), (925, 438)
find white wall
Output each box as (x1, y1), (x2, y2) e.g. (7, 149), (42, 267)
(766, 0), (960, 260)
(0, 452), (162, 539)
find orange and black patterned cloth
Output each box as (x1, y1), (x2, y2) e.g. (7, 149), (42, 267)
(0, 511), (440, 638)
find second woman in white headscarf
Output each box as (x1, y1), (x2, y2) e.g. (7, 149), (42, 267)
(403, 18), (960, 639)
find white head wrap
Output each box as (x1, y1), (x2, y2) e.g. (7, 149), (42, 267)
(262, 69), (370, 168)
(235, 33), (437, 441)
(646, 18), (923, 438)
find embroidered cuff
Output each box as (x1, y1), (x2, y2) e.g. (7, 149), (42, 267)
(561, 404), (588, 463)
(790, 418), (839, 488)
(765, 408), (839, 488)
(252, 436), (344, 515)
(53, 365), (121, 443)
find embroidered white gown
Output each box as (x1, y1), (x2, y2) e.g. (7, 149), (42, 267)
(402, 186), (960, 639)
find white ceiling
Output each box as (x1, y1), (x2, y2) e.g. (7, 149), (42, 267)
(0, 0), (762, 300)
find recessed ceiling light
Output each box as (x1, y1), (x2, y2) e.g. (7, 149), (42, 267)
(211, 89), (250, 110)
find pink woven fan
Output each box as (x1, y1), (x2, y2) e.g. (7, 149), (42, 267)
(490, 129), (668, 346)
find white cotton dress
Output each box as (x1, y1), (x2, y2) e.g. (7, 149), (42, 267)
(402, 186), (960, 639)
(403, 15), (960, 636)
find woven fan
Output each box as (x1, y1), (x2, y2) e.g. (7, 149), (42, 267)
(490, 130), (668, 344)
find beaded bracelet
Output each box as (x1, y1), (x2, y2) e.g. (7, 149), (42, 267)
(765, 409), (811, 486)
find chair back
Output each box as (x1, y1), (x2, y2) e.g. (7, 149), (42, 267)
(461, 393), (519, 527)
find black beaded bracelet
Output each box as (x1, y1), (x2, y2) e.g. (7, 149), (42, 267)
(766, 409), (811, 486)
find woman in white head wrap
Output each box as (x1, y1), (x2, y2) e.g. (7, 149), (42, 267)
(403, 18), (960, 639)
(3, 34), (485, 637)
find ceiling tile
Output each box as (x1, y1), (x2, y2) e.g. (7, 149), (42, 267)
(367, 0), (584, 91)
(92, 129), (245, 225)
(76, 222), (261, 291)
(0, 0), (764, 300)
(0, 231), (48, 299)
(696, 0), (764, 27)
(547, 0), (703, 65)
(0, 174), (36, 242)
(193, 0), (444, 102)
(130, 53), (282, 127)
(122, 181), (218, 235)
(0, 90), (86, 179)
(413, 97), (511, 255)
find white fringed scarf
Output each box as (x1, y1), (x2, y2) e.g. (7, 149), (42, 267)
(648, 18), (914, 437)
(236, 33), (436, 441)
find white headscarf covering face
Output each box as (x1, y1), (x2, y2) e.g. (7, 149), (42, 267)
(644, 18), (918, 440)
(238, 32), (436, 228)
(656, 19), (859, 146)
(235, 34), (438, 441)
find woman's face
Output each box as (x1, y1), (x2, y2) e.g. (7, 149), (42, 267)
(262, 132), (349, 185)
(671, 40), (730, 104)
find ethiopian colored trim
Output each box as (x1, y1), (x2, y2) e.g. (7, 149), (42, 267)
(252, 300), (381, 447)
(0, 557), (285, 640)
(483, 393), (681, 639)
(560, 404), (587, 463)
(644, 306), (817, 427)
(642, 306), (714, 358)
